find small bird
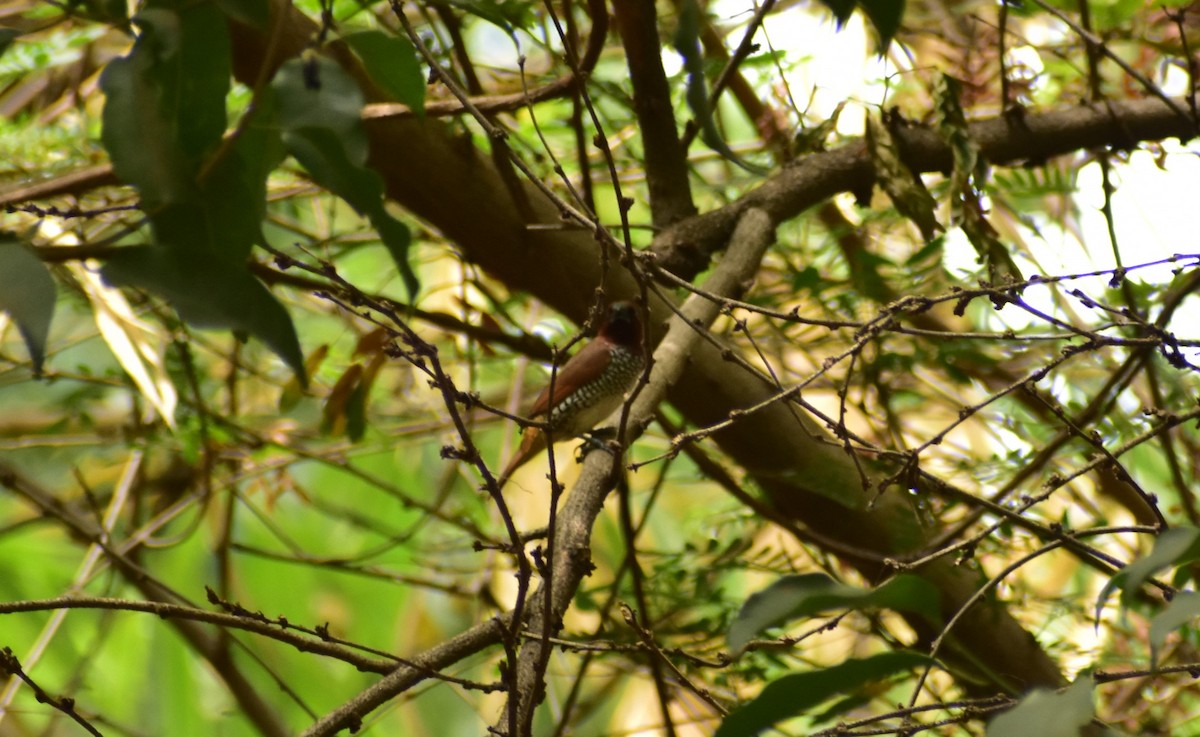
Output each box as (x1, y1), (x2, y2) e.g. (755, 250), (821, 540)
(497, 302), (645, 489)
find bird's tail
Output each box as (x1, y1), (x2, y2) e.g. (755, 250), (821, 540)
(496, 426), (547, 490)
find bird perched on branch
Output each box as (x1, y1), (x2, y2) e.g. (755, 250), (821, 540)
(497, 302), (646, 489)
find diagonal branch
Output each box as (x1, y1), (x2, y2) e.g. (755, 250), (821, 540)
(650, 96), (1200, 280)
(501, 208), (776, 734)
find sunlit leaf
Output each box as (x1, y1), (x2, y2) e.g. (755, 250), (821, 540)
(73, 261), (178, 427)
(102, 247), (306, 385)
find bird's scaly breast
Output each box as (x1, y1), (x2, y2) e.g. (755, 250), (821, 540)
(547, 346), (644, 432)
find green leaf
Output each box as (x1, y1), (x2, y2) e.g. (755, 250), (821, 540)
(213, 0), (269, 27)
(101, 247), (306, 385)
(728, 573), (940, 653)
(372, 210), (419, 300)
(62, 0), (128, 22)
(820, 0), (856, 26)
(1150, 590), (1200, 669)
(934, 74), (978, 197)
(789, 265), (827, 294)
(714, 652), (933, 737)
(185, 93), (285, 261)
(343, 30), (426, 116)
(0, 237), (56, 374)
(906, 236), (944, 267)
(99, 42), (191, 204)
(96, 3), (300, 378)
(866, 114), (941, 243)
(273, 57), (368, 164)
(195, 111), (285, 260)
(793, 101), (844, 154)
(99, 0), (273, 263)
(271, 57), (420, 300)
(149, 172), (263, 263)
(131, 125), (276, 264)
(961, 198), (1023, 286)
(811, 693), (871, 724)
(99, 2), (231, 208)
(321, 364), (363, 437)
(933, 73), (1021, 286)
(345, 378), (369, 442)
(672, 0), (765, 175)
(441, 0), (530, 32)
(986, 676), (1094, 737)
(817, 0), (905, 51)
(1097, 528), (1200, 624)
(0, 29), (20, 59)
(859, 0), (904, 50)
(283, 126), (381, 213)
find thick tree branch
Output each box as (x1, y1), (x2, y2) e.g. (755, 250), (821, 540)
(228, 1), (1078, 713)
(651, 97), (1200, 279)
(69, 4), (1200, 729)
(610, 0), (697, 227)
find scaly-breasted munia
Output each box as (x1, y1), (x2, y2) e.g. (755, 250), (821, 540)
(497, 302), (645, 489)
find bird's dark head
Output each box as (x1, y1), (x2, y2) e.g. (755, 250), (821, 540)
(600, 301), (642, 348)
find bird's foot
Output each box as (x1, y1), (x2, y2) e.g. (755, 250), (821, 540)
(574, 428), (617, 464)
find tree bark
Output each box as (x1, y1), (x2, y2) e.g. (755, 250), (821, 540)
(218, 1), (1200, 726)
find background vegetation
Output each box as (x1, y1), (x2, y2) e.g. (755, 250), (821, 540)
(2, 0), (1200, 735)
